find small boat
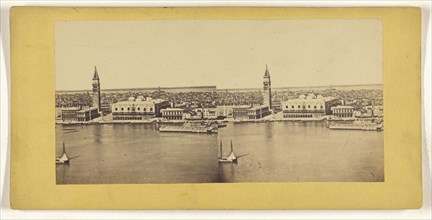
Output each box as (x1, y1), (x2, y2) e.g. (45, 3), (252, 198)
(218, 140), (249, 163)
(218, 140), (237, 163)
(56, 142), (80, 164)
(159, 125), (218, 134)
(328, 122), (383, 131)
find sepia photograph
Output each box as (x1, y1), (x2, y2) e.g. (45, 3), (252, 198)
(55, 19), (384, 184)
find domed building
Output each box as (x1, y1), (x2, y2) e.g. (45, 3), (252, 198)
(135, 96), (144, 102)
(307, 93), (316, 99)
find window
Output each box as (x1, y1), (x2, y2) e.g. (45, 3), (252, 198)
(298, 105), (301, 108)
(308, 105), (310, 108)
(150, 108), (153, 111)
(115, 108), (118, 111)
(286, 105), (288, 109)
(127, 107), (130, 111)
(121, 108), (124, 111)
(144, 108), (146, 111)
(292, 105), (294, 109)
(137, 107), (140, 111)
(314, 106), (317, 109)
(321, 105), (323, 109)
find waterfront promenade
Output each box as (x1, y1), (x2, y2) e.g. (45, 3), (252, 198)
(56, 112), (383, 132)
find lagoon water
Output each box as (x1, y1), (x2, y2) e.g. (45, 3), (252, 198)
(56, 122), (383, 184)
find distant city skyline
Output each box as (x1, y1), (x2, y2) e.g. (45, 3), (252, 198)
(55, 83), (383, 92)
(56, 20), (382, 91)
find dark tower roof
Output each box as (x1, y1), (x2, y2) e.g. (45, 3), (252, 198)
(264, 64), (270, 77)
(93, 66), (99, 80)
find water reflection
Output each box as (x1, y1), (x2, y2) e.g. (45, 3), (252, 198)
(56, 122), (383, 184)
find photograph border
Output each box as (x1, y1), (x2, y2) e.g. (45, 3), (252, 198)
(10, 7), (422, 209)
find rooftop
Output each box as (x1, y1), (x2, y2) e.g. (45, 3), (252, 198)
(250, 105), (269, 110)
(332, 105), (354, 109)
(161, 108), (184, 111)
(116, 97), (167, 104)
(232, 105), (252, 109)
(78, 107), (99, 112)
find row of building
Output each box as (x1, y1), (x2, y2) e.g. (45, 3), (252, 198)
(58, 94), (381, 122)
(57, 66), (382, 122)
(110, 98), (271, 121)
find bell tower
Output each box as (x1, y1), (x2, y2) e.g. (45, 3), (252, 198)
(263, 65), (272, 109)
(92, 66), (101, 112)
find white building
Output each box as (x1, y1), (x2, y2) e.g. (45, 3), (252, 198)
(111, 96), (170, 120)
(161, 108), (184, 120)
(217, 105), (249, 118)
(373, 106), (384, 117)
(282, 94), (340, 118)
(200, 108), (218, 119)
(331, 105), (354, 118)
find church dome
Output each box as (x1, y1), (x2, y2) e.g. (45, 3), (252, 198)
(307, 93), (316, 99)
(128, 97), (136, 101)
(299, 94), (306, 99)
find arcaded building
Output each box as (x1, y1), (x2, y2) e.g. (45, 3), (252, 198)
(161, 108), (184, 120)
(111, 96), (170, 120)
(247, 105), (271, 119)
(331, 105), (354, 118)
(232, 105), (252, 120)
(282, 94), (341, 118)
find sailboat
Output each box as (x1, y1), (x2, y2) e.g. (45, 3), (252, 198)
(218, 140), (248, 163)
(56, 142), (80, 164)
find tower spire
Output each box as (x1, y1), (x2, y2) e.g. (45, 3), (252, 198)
(262, 65), (272, 110)
(264, 64), (270, 77)
(92, 66), (101, 113)
(93, 66), (99, 80)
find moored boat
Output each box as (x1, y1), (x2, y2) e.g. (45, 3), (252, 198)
(218, 140), (237, 163)
(56, 142), (80, 164)
(329, 122), (383, 131)
(158, 125), (218, 134)
(218, 140), (249, 163)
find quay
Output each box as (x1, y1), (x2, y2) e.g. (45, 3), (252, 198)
(56, 111), (384, 133)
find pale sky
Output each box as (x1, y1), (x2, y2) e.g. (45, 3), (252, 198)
(56, 19), (382, 90)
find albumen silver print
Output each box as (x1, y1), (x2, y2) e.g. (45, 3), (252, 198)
(55, 20), (383, 184)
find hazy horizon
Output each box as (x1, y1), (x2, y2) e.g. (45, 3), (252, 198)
(55, 82), (383, 92)
(56, 20), (382, 91)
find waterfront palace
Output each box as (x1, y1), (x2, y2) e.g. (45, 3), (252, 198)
(282, 94), (341, 118)
(56, 66), (383, 122)
(111, 96), (171, 120)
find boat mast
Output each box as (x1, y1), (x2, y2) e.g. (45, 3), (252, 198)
(63, 141), (66, 155)
(220, 140), (223, 158)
